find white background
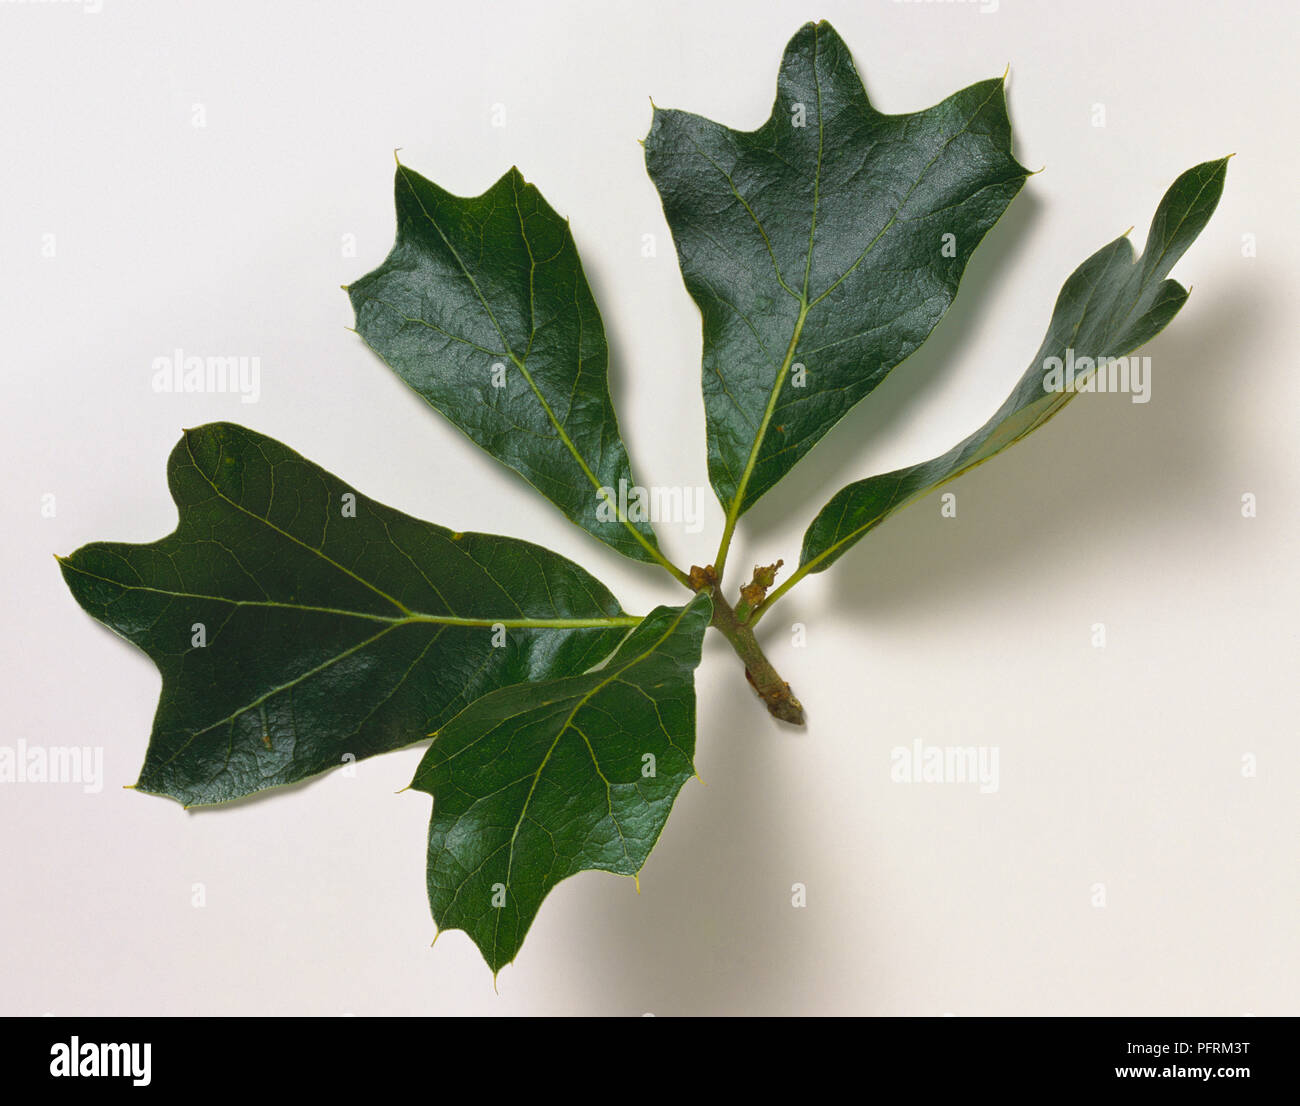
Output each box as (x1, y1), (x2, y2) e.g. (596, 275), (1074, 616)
(2, 0), (1296, 1015)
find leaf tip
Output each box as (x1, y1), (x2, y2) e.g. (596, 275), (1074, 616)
(392, 147), (403, 166)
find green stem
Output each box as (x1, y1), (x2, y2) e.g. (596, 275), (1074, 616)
(645, 545), (694, 589)
(708, 590), (804, 725)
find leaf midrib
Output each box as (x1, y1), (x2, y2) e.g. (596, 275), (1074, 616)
(59, 563), (639, 629)
(153, 431), (638, 629)
(493, 600), (695, 965)
(716, 54), (1009, 533)
(424, 600), (699, 966)
(394, 165), (665, 565)
(783, 230), (1194, 588)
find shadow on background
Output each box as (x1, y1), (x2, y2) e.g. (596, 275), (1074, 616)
(175, 187), (1265, 1010)
(814, 276), (1262, 627)
(560, 256), (1263, 1012)
(742, 187), (1044, 551)
(557, 187), (1044, 1013)
(563, 633), (846, 1016)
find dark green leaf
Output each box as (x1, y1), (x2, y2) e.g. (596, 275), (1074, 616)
(348, 163), (672, 571)
(412, 593), (712, 974)
(58, 422), (639, 807)
(792, 158), (1228, 579)
(644, 19), (1027, 533)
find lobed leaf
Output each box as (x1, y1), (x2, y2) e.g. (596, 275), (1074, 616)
(59, 423), (638, 806)
(412, 593), (712, 973)
(793, 158), (1228, 579)
(348, 164), (668, 568)
(644, 19), (1028, 528)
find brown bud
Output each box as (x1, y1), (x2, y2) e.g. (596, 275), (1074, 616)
(688, 564), (719, 592)
(738, 559), (784, 613)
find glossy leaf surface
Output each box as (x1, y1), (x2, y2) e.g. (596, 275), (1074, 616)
(60, 423), (636, 806)
(794, 159), (1228, 578)
(349, 164), (666, 566)
(645, 20), (1028, 523)
(413, 594), (711, 972)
